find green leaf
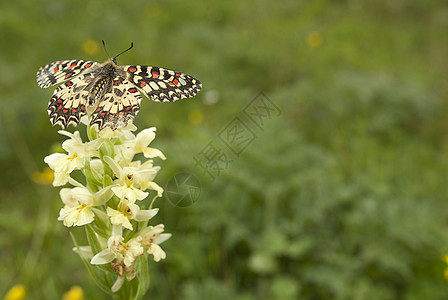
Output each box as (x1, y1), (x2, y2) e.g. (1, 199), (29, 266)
(133, 255), (150, 300)
(83, 158), (102, 191)
(100, 139), (115, 160)
(103, 174), (114, 188)
(86, 223), (104, 255)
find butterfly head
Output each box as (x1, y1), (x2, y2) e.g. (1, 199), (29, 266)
(102, 40), (134, 65)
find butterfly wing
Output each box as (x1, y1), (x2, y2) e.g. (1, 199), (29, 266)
(89, 75), (142, 130)
(37, 60), (100, 88)
(39, 58), (202, 130)
(119, 65), (202, 102)
(47, 72), (97, 128)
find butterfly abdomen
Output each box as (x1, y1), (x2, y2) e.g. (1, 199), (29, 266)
(88, 60), (119, 104)
(90, 78), (109, 104)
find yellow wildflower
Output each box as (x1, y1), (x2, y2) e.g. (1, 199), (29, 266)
(4, 284), (26, 300)
(306, 31), (323, 48)
(62, 285), (84, 300)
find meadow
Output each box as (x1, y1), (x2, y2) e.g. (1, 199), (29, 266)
(1, 0), (448, 299)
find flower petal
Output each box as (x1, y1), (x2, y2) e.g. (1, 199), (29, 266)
(147, 244), (166, 262)
(58, 205), (95, 227)
(134, 208), (159, 222)
(71, 187), (95, 206)
(111, 276), (125, 293)
(135, 128), (156, 149)
(91, 248), (116, 265)
(72, 245), (94, 259)
(145, 181), (164, 197)
(67, 177), (85, 188)
(59, 188), (78, 207)
(111, 185), (149, 202)
(143, 147), (166, 160)
(123, 237), (143, 267)
(53, 172), (69, 186)
(155, 233), (172, 245)
(107, 207), (133, 230)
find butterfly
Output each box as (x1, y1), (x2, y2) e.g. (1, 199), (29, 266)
(37, 42), (202, 130)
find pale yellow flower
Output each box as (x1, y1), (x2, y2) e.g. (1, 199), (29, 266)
(104, 156), (164, 202)
(58, 182), (113, 227)
(44, 131), (103, 186)
(140, 224), (171, 262)
(91, 235), (144, 268)
(107, 199), (159, 230)
(118, 127), (166, 161)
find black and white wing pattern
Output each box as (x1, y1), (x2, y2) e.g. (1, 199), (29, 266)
(47, 72), (95, 128)
(37, 57), (201, 130)
(119, 65), (201, 102)
(89, 75), (142, 130)
(37, 60), (100, 88)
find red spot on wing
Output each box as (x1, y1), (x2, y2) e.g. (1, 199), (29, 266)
(109, 114), (114, 119)
(128, 67), (137, 72)
(66, 81), (73, 86)
(129, 88), (137, 93)
(63, 109), (69, 113)
(101, 112), (106, 116)
(85, 63), (92, 68)
(168, 82), (174, 86)
(151, 71), (159, 78)
(114, 80), (120, 85)
(68, 62), (77, 69)
(125, 106), (131, 111)
(173, 78), (179, 85)
(53, 66), (59, 72)
(72, 109), (77, 113)
(65, 73), (72, 79)
(95, 108), (101, 112)
(81, 106), (86, 111)
(57, 99), (62, 103)
(140, 81), (147, 87)
(58, 105), (63, 110)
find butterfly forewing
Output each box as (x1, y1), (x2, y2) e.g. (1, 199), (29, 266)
(37, 60), (100, 88)
(38, 53), (202, 130)
(120, 65), (202, 102)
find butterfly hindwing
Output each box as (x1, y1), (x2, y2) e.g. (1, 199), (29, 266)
(120, 65), (202, 102)
(89, 75), (142, 130)
(47, 72), (97, 128)
(37, 60), (100, 88)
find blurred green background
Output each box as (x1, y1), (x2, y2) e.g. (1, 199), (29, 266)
(2, 0), (448, 299)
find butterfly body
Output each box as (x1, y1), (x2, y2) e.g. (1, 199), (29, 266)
(37, 55), (201, 130)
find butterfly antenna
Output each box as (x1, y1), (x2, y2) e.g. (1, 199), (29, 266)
(114, 42), (134, 59)
(102, 40), (111, 59)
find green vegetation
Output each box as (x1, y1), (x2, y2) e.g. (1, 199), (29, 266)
(1, 0), (448, 299)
